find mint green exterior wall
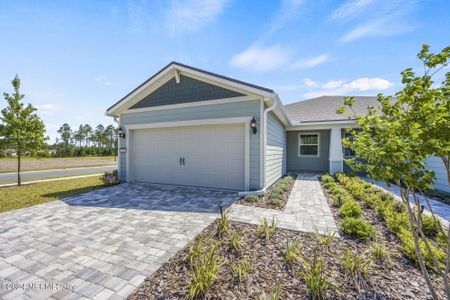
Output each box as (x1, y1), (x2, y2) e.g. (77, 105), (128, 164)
(119, 100), (262, 190)
(286, 130), (330, 172)
(266, 111), (286, 187)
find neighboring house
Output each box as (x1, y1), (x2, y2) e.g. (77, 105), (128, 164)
(106, 62), (449, 193)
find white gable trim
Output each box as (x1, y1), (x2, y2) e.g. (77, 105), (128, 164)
(121, 96), (258, 115)
(107, 63), (275, 116)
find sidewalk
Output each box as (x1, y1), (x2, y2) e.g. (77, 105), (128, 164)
(363, 177), (450, 223)
(228, 173), (338, 234)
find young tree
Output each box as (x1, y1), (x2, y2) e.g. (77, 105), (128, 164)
(57, 123), (72, 155)
(0, 75), (47, 185)
(83, 124), (92, 148)
(338, 44), (449, 299)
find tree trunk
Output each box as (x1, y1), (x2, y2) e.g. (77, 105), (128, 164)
(441, 156), (449, 186)
(17, 151), (21, 186)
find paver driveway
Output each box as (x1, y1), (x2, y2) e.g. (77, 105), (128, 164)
(0, 183), (236, 300)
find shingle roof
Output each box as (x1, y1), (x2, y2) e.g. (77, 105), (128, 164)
(284, 95), (380, 123)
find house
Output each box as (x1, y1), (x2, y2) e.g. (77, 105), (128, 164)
(106, 62), (449, 193)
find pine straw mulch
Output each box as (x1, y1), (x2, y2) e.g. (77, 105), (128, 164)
(235, 174), (297, 211)
(128, 217), (445, 299)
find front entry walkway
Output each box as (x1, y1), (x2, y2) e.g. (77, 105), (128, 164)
(0, 183), (236, 300)
(228, 173), (338, 234)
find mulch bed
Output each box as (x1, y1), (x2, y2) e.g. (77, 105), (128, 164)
(235, 174), (297, 211)
(321, 181), (447, 299)
(128, 217), (446, 300)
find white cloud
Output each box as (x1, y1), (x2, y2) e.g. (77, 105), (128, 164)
(303, 78), (318, 87)
(322, 80), (345, 89)
(340, 19), (414, 43)
(291, 54), (330, 69)
(229, 45), (291, 73)
(302, 77), (393, 98)
(329, 0), (374, 21)
(95, 75), (112, 86)
(34, 104), (59, 116)
(266, 0), (304, 36)
(337, 0), (420, 43)
(166, 0), (229, 36)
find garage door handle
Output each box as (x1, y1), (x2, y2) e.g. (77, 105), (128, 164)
(182, 157), (185, 165)
(179, 157), (183, 166)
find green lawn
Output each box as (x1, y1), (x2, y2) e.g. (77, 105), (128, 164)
(0, 176), (105, 213)
(0, 156), (116, 173)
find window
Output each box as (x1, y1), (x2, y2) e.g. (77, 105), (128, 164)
(343, 132), (356, 157)
(299, 133), (319, 156)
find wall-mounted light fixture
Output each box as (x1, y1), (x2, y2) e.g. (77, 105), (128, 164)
(250, 117), (257, 134)
(118, 126), (126, 139)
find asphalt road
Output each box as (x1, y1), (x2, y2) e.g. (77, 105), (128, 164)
(0, 165), (117, 184)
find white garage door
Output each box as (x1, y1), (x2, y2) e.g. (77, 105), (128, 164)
(130, 124), (246, 190)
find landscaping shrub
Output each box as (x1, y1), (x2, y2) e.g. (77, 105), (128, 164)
(369, 241), (391, 263)
(102, 169), (119, 186)
(436, 231), (448, 250)
(360, 194), (380, 208)
(298, 251), (333, 300)
(339, 200), (363, 218)
(385, 209), (409, 234)
(323, 181), (337, 190)
(341, 217), (374, 239)
(188, 241), (224, 299)
(397, 228), (446, 270)
(321, 174), (335, 183)
(341, 249), (372, 291)
(257, 217), (277, 241)
(231, 259), (253, 284)
(245, 195), (260, 203)
(391, 200), (406, 213)
(229, 230), (245, 251)
(284, 240), (301, 264)
(421, 214), (440, 238)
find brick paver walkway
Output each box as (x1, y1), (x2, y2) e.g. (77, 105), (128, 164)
(0, 183), (236, 300)
(228, 173), (338, 234)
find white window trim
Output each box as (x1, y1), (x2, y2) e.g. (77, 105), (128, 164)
(125, 116), (252, 191)
(298, 132), (320, 157)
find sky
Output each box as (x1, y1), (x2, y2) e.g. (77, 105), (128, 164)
(0, 0), (449, 143)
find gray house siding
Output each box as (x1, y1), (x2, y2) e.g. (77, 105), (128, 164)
(130, 75), (244, 109)
(266, 111), (286, 187)
(119, 99), (262, 190)
(286, 130), (330, 172)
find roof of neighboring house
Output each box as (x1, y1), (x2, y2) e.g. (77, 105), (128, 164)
(107, 61), (274, 113)
(284, 95), (380, 123)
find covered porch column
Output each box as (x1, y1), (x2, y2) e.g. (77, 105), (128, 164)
(329, 127), (343, 174)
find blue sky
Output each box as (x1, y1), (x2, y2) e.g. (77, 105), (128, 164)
(0, 0), (449, 142)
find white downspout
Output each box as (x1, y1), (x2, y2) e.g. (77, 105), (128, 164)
(263, 98), (277, 189)
(239, 97), (277, 197)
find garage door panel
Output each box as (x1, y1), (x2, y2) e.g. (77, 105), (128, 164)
(131, 124), (245, 190)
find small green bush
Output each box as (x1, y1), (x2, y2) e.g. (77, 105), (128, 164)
(342, 217), (374, 239)
(245, 195), (260, 203)
(421, 214), (440, 238)
(339, 200), (363, 218)
(391, 200), (405, 213)
(385, 209), (409, 234)
(323, 181), (337, 190)
(321, 174), (335, 183)
(361, 194), (380, 208)
(398, 228), (446, 270)
(436, 231), (448, 250)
